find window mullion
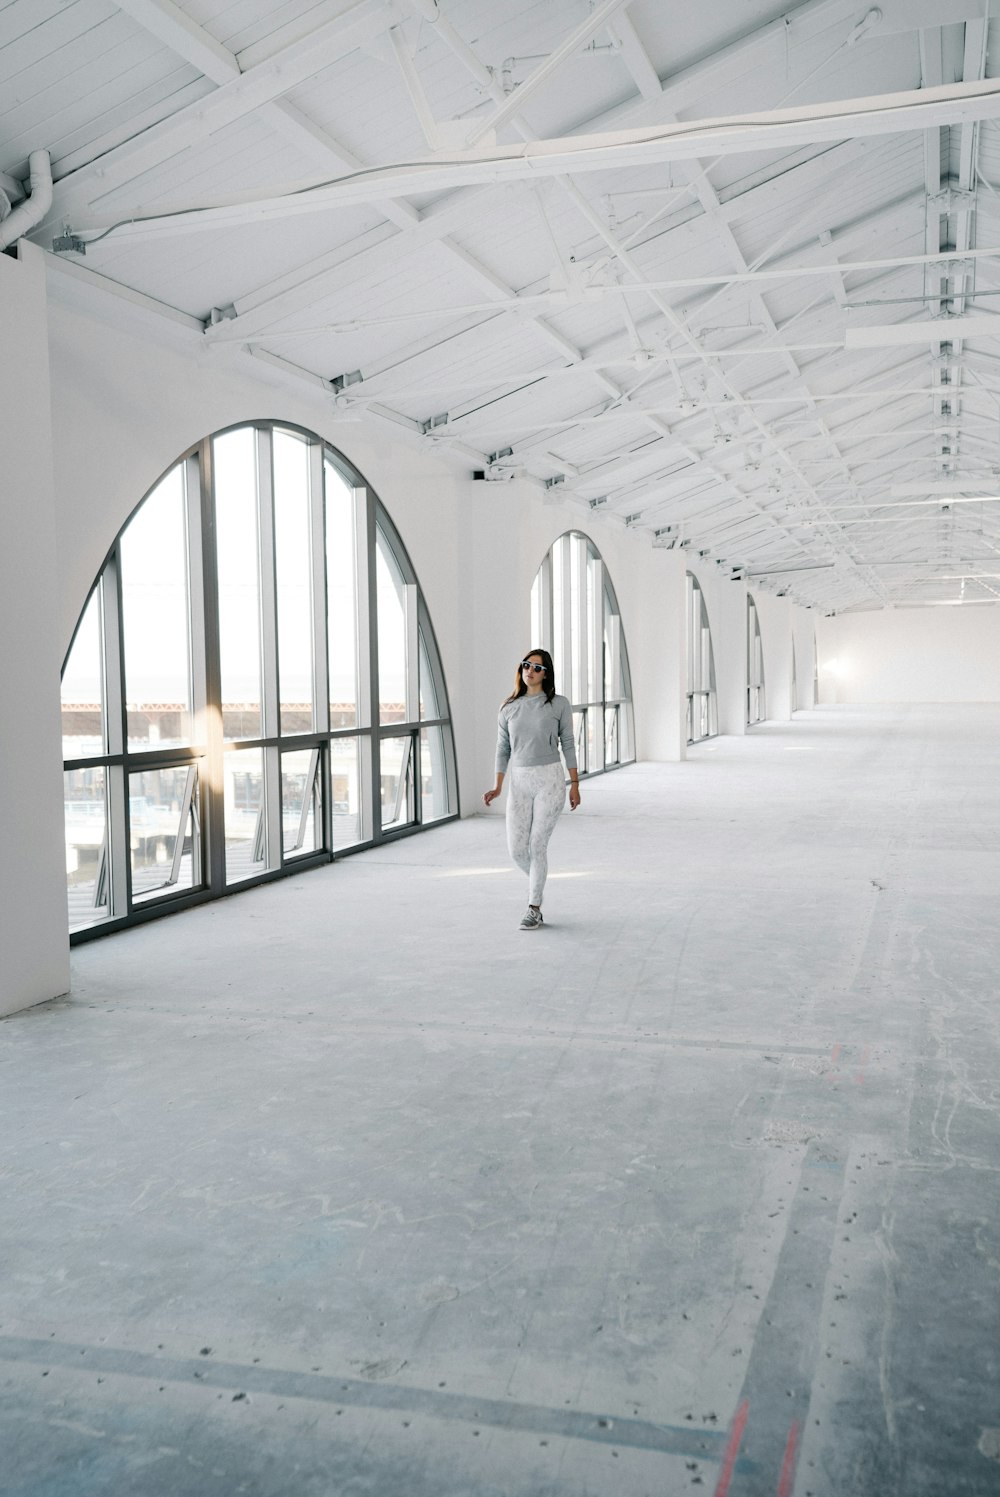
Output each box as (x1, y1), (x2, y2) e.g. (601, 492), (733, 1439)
(193, 444), (224, 894)
(106, 548), (133, 914)
(309, 440), (329, 734)
(404, 583), (419, 725)
(363, 490), (381, 839)
(256, 428), (282, 865)
(257, 427), (279, 743)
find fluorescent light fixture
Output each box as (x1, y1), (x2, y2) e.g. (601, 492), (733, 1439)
(846, 316), (1000, 348)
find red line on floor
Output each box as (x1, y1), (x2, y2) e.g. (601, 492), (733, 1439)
(712, 1398), (749, 1497)
(776, 1419), (800, 1497)
(831, 1043), (842, 1064)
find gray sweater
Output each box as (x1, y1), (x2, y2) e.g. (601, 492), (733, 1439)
(495, 692), (578, 774)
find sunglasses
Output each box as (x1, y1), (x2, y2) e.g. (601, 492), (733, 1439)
(520, 661), (546, 674)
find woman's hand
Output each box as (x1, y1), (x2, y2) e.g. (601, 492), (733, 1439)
(568, 782), (581, 811)
(483, 786), (502, 807)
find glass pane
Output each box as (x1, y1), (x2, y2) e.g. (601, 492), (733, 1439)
(65, 767), (110, 927)
(214, 428), (262, 741)
(121, 466), (193, 750)
(419, 630), (441, 720)
(224, 747), (267, 883)
(380, 735), (414, 831)
(587, 703), (602, 774)
(586, 552), (600, 702)
(62, 587), (104, 759)
(419, 726), (450, 822)
(604, 601), (622, 701)
(605, 706), (619, 765)
(274, 429), (315, 734)
(326, 461), (359, 729)
(530, 567), (544, 646)
(552, 538), (567, 673)
(376, 531), (407, 724)
(281, 747), (322, 856)
(129, 764), (200, 902)
(570, 533), (585, 703)
(573, 710), (586, 773)
(331, 735), (365, 848)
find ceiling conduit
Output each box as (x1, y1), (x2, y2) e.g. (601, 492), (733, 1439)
(0, 152), (53, 251)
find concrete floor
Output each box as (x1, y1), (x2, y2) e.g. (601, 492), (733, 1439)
(3, 704), (1000, 1496)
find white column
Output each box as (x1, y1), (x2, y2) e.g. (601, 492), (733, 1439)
(753, 591), (794, 722)
(715, 576), (749, 736)
(0, 241), (71, 1015)
(791, 604), (818, 709)
(633, 547), (686, 761)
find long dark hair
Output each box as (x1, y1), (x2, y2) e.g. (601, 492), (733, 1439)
(503, 648), (556, 706)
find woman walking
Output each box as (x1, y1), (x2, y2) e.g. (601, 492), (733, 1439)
(483, 649), (580, 929)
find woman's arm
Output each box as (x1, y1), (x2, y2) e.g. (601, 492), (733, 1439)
(557, 698), (581, 809)
(485, 708), (511, 805)
(483, 770), (505, 807)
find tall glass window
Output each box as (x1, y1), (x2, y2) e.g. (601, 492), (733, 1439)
(61, 424), (457, 938)
(686, 573), (718, 744)
(214, 427), (262, 741)
(747, 593), (766, 725)
(530, 531), (634, 776)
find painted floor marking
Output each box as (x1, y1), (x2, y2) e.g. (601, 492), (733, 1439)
(712, 1398), (749, 1497)
(776, 1419), (800, 1497)
(0, 1335), (725, 1462)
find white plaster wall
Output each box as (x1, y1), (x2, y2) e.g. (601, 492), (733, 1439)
(0, 244), (71, 1015)
(816, 607), (1000, 703)
(705, 571), (749, 735)
(752, 590), (794, 722)
(791, 605), (818, 710)
(44, 294), (688, 820)
(631, 545), (687, 761)
(44, 287), (807, 840)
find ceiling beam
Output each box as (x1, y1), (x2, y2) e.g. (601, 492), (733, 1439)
(66, 80), (1000, 239)
(38, 0), (389, 231)
(466, 0), (631, 145)
(113, 0), (421, 231)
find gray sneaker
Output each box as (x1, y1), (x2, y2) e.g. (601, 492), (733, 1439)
(519, 907), (543, 931)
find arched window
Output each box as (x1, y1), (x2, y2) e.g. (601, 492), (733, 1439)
(530, 531), (634, 775)
(686, 573), (718, 743)
(61, 423), (457, 936)
(747, 593), (766, 725)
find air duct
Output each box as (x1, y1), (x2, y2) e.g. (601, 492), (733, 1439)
(0, 151), (53, 251)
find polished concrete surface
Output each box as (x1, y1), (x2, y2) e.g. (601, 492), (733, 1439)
(3, 705), (1000, 1496)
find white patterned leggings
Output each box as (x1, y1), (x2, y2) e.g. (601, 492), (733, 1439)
(506, 763), (567, 906)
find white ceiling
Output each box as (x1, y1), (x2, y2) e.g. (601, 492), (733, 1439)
(6, 0), (1000, 612)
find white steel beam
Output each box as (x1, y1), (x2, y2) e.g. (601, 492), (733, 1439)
(41, 0), (389, 228)
(66, 78), (1000, 239)
(607, 10), (662, 102)
(846, 315), (1000, 346)
(114, 0), (421, 231)
(466, 0), (631, 145)
(388, 22), (443, 149)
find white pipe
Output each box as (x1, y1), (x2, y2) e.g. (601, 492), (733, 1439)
(0, 151), (53, 250)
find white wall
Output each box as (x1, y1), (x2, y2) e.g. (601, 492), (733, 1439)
(792, 604), (818, 709)
(47, 293), (701, 803)
(0, 244), (71, 1016)
(817, 607), (1000, 703)
(753, 590), (794, 722)
(0, 277), (811, 1014)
